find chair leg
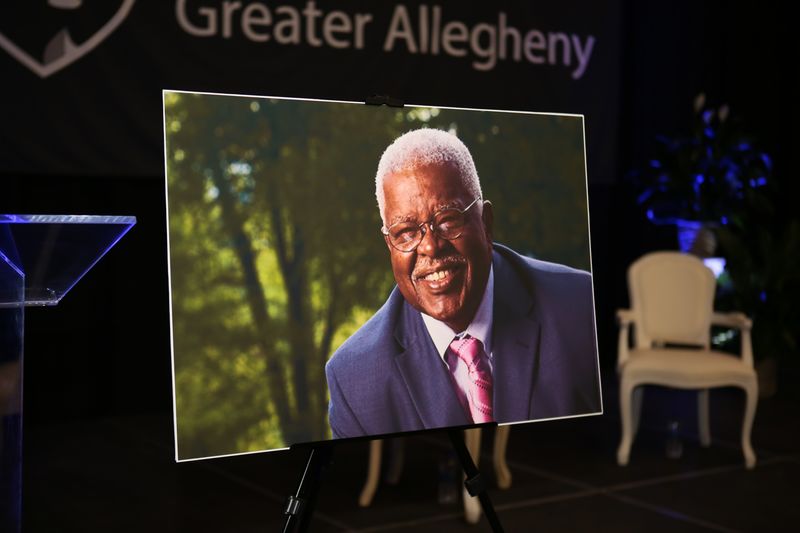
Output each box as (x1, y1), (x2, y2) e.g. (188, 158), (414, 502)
(358, 439), (382, 507)
(698, 389), (711, 447)
(617, 379), (637, 466)
(463, 428), (482, 524)
(385, 438), (405, 485)
(741, 381), (758, 469)
(493, 425), (512, 489)
(631, 386), (644, 436)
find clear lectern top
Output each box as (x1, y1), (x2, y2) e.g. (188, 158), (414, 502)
(0, 214), (136, 306)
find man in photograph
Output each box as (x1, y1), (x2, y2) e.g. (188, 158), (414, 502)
(325, 128), (600, 439)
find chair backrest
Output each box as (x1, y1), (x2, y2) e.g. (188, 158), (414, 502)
(628, 252), (716, 349)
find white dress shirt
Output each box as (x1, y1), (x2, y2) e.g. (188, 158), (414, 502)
(421, 267), (494, 415)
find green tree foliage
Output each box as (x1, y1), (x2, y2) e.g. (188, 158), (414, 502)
(164, 94), (590, 458)
(426, 111), (590, 268)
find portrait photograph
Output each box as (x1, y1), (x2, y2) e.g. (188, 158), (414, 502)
(164, 91), (601, 461)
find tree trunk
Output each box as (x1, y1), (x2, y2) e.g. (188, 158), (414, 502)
(213, 170), (295, 440)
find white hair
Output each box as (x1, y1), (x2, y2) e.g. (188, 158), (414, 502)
(375, 128), (482, 223)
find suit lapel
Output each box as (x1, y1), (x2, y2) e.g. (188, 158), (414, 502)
(393, 301), (471, 429)
(492, 250), (541, 422)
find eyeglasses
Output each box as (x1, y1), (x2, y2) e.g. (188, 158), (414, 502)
(381, 197), (482, 253)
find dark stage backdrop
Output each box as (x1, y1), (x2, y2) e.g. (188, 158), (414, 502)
(0, 0), (621, 183)
(0, 1), (621, 424)
(2, 2), (797, 423)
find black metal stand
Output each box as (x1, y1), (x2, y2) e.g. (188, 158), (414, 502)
(282, 445), (333, 533)
(281, 428), (504, 532)
(448, 429), (505, 532)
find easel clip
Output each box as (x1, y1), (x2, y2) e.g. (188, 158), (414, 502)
(365, 95), (405, 108)
(284, 495), (306, 517)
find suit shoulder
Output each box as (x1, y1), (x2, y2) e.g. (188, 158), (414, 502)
(495, 243), (592, 289)
(523, 255), (591, 279)
(325, 288), (402, 375)
(523, 257), (593, 296)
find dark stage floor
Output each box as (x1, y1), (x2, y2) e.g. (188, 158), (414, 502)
(20, 378), (800, 532)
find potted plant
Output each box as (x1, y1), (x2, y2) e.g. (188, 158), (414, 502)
(632, 93), (772, 256)
(713, 180), (800, 396)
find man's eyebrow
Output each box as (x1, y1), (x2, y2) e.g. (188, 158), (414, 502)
(431, 200), (471, 216)
(387, 213), (417, 226)
(387, 201), (464, 226)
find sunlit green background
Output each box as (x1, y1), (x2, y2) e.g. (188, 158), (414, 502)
(164, 92), (590, 460)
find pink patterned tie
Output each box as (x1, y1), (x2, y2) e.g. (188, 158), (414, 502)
(449, 336), (494, 423)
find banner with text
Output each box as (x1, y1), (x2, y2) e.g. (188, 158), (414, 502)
(0, 1), (621, 182)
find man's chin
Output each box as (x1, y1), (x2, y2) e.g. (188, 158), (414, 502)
(418, 297), (464, 325)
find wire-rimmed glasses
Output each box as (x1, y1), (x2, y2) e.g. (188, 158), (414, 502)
(381, 196), (482, 253)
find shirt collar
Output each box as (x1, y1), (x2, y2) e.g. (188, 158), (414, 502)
(421, 265), (494, 362)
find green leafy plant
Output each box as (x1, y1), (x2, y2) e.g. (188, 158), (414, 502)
(633, 93), (772, 226)
(714, 192), (800, 364)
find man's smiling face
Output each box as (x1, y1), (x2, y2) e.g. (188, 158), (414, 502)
(382, 162), (493, 332)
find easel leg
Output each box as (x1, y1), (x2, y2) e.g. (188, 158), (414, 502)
(283, 445), (333, 533)
(448, 430), (505, 532)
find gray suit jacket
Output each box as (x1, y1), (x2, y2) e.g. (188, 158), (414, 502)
(325, 243), (601, 439)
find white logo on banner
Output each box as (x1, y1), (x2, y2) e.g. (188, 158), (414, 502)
(0, 0), (135, 78)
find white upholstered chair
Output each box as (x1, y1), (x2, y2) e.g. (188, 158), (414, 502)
(616, 252), (758, 469)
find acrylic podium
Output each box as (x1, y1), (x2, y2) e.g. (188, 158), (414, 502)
(0, 214), (136, 533)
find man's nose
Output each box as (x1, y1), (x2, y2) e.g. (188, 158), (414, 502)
(417, 223), (446, 257)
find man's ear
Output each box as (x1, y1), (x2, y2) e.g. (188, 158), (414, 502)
(481, 200), (494, 241)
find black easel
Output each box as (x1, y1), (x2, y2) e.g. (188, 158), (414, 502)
(281, 429), (505, 532)
(282, 444), (333, 533)
(447, 428), (505, 532)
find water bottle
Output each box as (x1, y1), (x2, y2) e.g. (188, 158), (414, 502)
(666, 420), (683, 459)
(437, 451), (459, 505)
